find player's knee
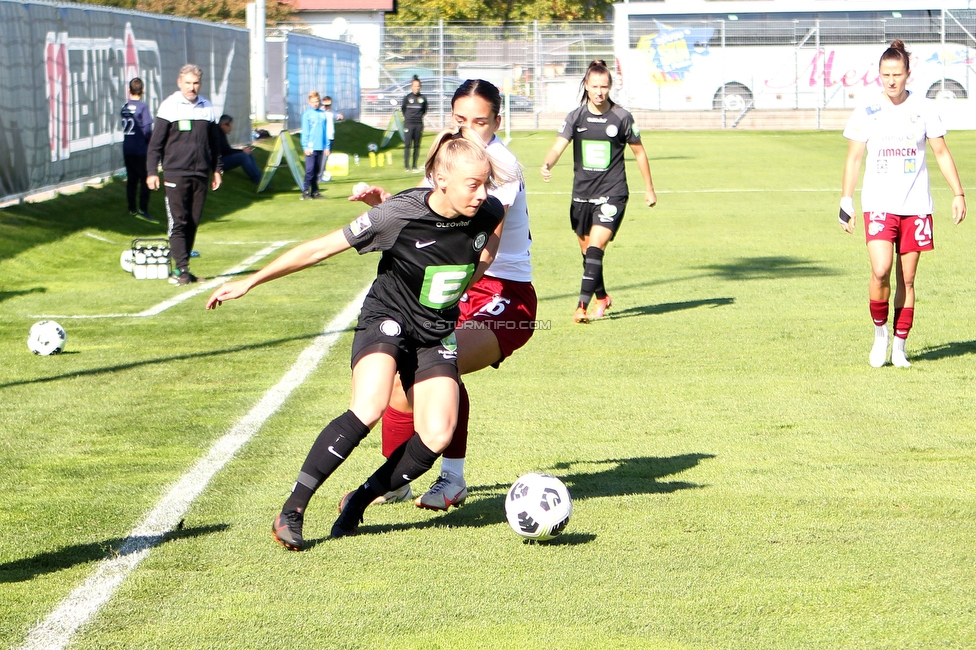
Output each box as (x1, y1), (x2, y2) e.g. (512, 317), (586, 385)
(416, 419), (456, 453)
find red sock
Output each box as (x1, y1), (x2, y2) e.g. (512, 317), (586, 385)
(893, 307), (914, 339)
(441, 383), (469, 459)
(869, 300), (889, 326)
(381, 406), (415, 458)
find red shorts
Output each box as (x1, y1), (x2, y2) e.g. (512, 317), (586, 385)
(457, 276), (538, 365)
(863, 212), (934, 253)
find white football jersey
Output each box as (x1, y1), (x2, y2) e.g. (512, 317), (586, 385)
(844, 91), (946, 215)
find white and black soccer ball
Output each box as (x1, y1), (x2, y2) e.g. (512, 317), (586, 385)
(504, 473), (572, 541)
(27, 320), (67, 356)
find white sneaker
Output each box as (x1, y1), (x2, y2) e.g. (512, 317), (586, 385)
(869, 326), (889, 368)
(891, 337), (912, 368)
(415, 472), (467, 511)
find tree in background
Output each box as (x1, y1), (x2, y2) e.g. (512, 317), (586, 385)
(389, 0), (614, 24)
(70, 0), (292, 26)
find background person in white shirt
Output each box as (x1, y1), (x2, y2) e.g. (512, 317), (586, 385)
(840, 40), (966, 368)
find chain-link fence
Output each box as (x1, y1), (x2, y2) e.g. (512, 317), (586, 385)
(363, 12), (976, 130)
(361, 21), (613, 130)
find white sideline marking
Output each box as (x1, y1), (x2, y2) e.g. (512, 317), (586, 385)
(84, 232), (117, 243)
(528, 188), (840, 195)
(28, 241), (293, 320)
(16, 283), (370, 650)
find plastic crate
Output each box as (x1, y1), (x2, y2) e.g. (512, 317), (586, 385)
(130, 238), (172, 280)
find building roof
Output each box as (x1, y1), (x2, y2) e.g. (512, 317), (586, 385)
(290, 0), (394, 11)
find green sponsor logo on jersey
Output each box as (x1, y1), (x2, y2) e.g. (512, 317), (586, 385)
(581, 140), (611, 170)
(441, 331), (458, 352)
(420, 264), (475, 309)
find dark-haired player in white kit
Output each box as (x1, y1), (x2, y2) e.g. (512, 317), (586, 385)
(542, 59), (657, 323)
(840, 40), (966, 368)
(206, 128), (506, 550)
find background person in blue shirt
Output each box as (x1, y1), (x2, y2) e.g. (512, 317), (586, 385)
(300, 91), (328, 199)
(120, 77), (156, 223)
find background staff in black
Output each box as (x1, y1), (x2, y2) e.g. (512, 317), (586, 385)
(401, 76), (428, 172)
(146, 64), (222, 285)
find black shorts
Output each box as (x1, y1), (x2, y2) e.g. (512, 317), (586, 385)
(570, 196), (629, 240)
(350, 316), (459, 392)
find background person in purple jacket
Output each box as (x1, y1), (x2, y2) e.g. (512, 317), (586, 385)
(120, 78), (156, 223)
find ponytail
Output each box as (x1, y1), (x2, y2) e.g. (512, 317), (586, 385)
(579, 59), (615, 106)
(880, 39), (911, 72)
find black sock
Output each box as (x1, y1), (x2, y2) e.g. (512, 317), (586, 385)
(362, 434), (440, 498)
(585, 250), (607, 299)
(579, 246), (605, 308)
(283, 410), (370, 512)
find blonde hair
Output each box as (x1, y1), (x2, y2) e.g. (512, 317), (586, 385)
(308, 90), (320, 101)
(424, 127), (507, 188)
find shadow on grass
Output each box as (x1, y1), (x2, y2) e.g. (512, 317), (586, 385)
(1, 287), (47, 304)
(309, 453), (714, 546)
(696, 255), (840, 281)
(608, 297), (734, 320)
(0, 330), (353, 390)
(0, 524), (229, 583)
(538, 256), (839, 304)
(913, 339), (976, 362)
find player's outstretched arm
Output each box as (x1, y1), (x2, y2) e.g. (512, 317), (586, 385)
(540, 137), (570, 182)
(628, 142), (657, 207)
(206, 229), (352, 309)
(929, 136), (967, 225)
(348, 183), (392, 207)
(839, 140), (865, 234)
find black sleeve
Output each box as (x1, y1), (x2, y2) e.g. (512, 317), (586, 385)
(218, 130), (237, 157)
(420, 93), (428, 117)
(343, 195), (415, 253)
(401, 94), (409, 114)
(209, 122), (222, 173)
(146, 117), (169, 175)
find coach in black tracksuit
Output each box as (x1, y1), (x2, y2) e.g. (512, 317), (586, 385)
(147, 64), (222, 285)
(400, 76), (428, 172)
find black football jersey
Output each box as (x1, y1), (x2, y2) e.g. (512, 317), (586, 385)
(343, 187), (505, 343)
(557, 103), (642, 200)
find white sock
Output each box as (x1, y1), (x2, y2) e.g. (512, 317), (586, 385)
(441, 457), (465, 480)
(891, 336), (911, 368)
(869, 325), (889, 368)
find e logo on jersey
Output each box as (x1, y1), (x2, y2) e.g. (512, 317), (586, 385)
(581, 140), (611, 170)
(380, 319), (402, 337)
(349, 213), (372, 236)
(606, 124), (618, 138)
(420, 264), (475, 309)
(473, 232), (488, 251)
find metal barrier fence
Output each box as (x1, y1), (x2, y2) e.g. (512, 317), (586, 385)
(362, 14), (976, 131)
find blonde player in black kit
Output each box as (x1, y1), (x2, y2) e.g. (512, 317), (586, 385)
(541, 59), (657, 323)
(206, 128), (506, 550)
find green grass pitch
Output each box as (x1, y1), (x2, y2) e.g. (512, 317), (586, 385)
(2, 128), (975, 649)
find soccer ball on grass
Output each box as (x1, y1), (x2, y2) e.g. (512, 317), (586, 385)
(504, 473), (572, 541)
(27, 320), (67, 356)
